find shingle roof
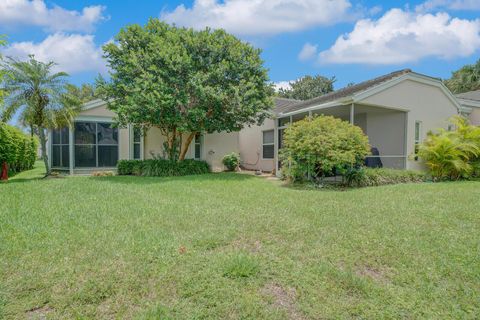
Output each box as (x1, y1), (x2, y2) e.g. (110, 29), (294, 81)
(278, 69), (413, 115)
(456, 90), (480, 102)
(273, 97), (301, 115)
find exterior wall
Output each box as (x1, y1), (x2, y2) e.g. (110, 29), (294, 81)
(361, 79), (458, 170)
(203, 131), (239, 172)
(238, 119), (276, 172)
(79, 105), (116, 118)
(469, 108), (480, 126)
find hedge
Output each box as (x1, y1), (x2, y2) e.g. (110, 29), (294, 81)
(346, 167), (427, 188)
(117, 159), (210, 177)
(0, 122), (38, 175)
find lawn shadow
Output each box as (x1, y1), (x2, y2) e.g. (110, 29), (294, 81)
(88, 172), (258, 185)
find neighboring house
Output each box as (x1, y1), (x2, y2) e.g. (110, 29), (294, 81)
(48, 69), (462, 174)
(455, 90), (480, 125)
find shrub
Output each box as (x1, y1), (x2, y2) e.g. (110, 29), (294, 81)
(117, 159), (210, 177)
(346, 168), (427, 187)
(0, 122), (38, 178)
(418, 116), (480, 180)
(92, 171), (115, 177)
(280, 115), (370, 182)
(222, 152), (240, 171)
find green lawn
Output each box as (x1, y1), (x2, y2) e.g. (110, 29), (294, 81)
(1, 170), (479, 319)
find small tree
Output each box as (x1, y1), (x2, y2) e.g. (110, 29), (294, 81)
(445, 59), (480, 94)
(98, 19), (273, 161)
(1, 56), (81, 175)
(66, 83), (100, 103)
(277, 75), (335, 100)
(280, 115), (370, 182)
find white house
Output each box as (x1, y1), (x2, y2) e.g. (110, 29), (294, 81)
(48, 69), (463, 174)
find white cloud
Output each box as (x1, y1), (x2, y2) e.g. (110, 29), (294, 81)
(161, 0), (353, 36)
(0, 0), (106, 32)
(416, 0), (480, 12)
(3, 33), (106, 74)
(273, 80), (293, 91)
(317, 9), (480, 65)
(298, 43), (318, 61)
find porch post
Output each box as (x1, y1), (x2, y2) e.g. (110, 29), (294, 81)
(69, 126), (74, 175)
(350, 103), (355, 124)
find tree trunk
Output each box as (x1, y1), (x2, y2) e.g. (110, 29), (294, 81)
(38, 127), (50, 176)
(179, 132), (197, 161)
(1, 162), (8, 181)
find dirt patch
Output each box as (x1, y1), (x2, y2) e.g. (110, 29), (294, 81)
(231, 237), (262, 253)
(26, 305), (53, 319)
(355, 265), (390, 284)
(261, 283), (305, 320)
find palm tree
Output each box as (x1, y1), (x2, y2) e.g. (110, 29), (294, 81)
(445, 59), (480, 94)
(1, 55), (81, 175)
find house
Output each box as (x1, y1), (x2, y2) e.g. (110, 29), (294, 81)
(455, 90), (480, 125)
(48, 69), (462, 174)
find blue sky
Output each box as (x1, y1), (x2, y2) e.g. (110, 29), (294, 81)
(1, 0), (480, 90)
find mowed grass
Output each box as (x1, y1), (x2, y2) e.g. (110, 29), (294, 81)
(1, 170), (479, 319)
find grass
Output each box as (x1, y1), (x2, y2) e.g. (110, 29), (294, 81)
(1, 169), (479, 319)
(8, 160), (45, 182)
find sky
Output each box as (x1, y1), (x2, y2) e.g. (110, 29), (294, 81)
(1, 0), (480, 91)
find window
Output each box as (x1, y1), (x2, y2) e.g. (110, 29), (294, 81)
(133, 128), (141, 160)
(278, 117), (290, 127)
(414, 121), (422, 161)
(262, 130), (274, 159)
(75, 122), (118, 168)
(194, 133), (202, 159)
(51, 127), (69, 168)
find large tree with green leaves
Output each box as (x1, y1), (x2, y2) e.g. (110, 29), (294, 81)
(66, 83), (100, 103)
(445, 58), (480, 94)
(277, 75), (335, 100)
(1, 56), (81, 174)
(97, 19), (273, 161)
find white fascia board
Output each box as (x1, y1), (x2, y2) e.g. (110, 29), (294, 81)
(457, 98), (480, 109)
(353, 73), (462, 112)
(82, 99), (112, 110)
(279, 99), (353, 117)
(75, 115), (114, 122)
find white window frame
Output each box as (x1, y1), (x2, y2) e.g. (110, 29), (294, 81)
(130, 126), (144, 160)
(194, 133), (202, 160)
(262, 129), (275, 160)
(414, 121), (422, 161)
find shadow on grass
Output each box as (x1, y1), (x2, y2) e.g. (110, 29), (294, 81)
(88, 172), (258, 185)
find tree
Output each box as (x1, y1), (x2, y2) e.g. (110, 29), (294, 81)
(277, 75), (335, 100)
(445, 59), (480, 94)
(66, 83), (100, 103)
(1, 56), (81, 175)
(0, 35), (7, 108)
(97, 19), (273, 161)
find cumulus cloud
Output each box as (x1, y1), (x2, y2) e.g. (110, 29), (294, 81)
(161, 0), (353, 36)
(298, 43), (318, 61)
(416, 0), (480, 12)
(3, 33), (106, 74)
(317, 9), (480, 65)
(273, 80), (293, 91)
(0, 0), (106, 32)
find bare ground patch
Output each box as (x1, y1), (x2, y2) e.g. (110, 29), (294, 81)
(261, 282), (305, 320)
(355, 265), (391, 284)
(26, 305), (53, 320)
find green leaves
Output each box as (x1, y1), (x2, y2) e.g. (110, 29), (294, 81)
(280, 115), (370, 182)
(277, 75), (335, 101)
(98, 20), (273, 159)
(444, 59), (480, 94)
(418, 116), (480, 180)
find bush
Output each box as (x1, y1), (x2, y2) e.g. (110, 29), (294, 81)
(280, 115), (370, 182)
(418, 116), (480, 180)
(117, 159), (210, 177)
(222, 152), (240, 171)
(0, 122), (38, 177)
(346, 168), (427, 187)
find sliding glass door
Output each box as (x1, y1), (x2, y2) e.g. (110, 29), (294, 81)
(74, 122), (118, 168)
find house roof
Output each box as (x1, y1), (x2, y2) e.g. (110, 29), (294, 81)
(273, 97), (301, 114)
(278, 69), (413, 115)
(456, 90), (480, 102)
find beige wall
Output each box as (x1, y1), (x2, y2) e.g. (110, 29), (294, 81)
(361, 79), (458, 170)
(79, 105), (116, 118)
(469, 108), (480, 126)
(238, 119), (276, 172)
